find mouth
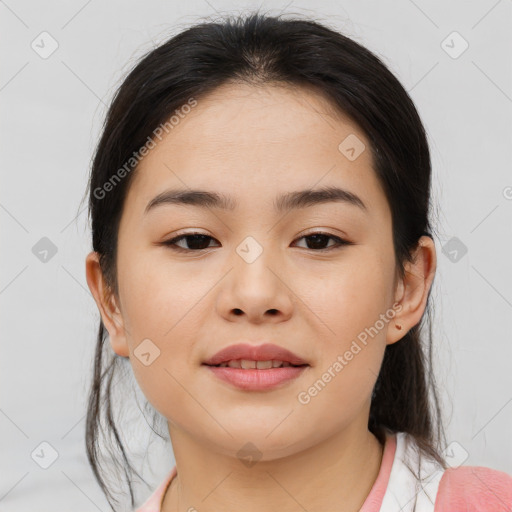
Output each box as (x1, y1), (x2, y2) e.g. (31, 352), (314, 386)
(201, 343), (309, 390)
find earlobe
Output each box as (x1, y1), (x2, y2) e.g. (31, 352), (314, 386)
(85, 251), (130, 358)
(387, 236), (437, 345)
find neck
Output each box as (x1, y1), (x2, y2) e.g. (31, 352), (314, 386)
(161, 423), (384, 512)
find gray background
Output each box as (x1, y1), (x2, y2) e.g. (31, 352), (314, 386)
(1, 0), (511, 510)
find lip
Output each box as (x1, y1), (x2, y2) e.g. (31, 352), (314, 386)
(202, 343), (309, 391)
(202, 343), (308, 366)
(205, 365), (308, 391)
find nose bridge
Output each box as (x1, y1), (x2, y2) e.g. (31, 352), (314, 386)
(231, 234), (278, 289)
(235, 234), (267, 267)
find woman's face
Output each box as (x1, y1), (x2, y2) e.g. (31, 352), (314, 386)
(88, 83), (416, 460)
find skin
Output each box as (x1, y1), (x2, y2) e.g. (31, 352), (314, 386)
(86, 82), (436, 512)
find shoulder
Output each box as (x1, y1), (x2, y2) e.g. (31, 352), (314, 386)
(435, 465), (512, 511)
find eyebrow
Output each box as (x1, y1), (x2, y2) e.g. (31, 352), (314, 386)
(144, 186), (368, 214)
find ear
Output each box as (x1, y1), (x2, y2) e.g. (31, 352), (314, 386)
(85, 251), (129, 358)
(387, 235), (437, 345)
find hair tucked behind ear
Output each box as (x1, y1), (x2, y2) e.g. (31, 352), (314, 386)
(84, 11), (446, 509)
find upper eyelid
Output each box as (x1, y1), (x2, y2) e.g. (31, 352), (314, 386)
(166, 229), (346, 241)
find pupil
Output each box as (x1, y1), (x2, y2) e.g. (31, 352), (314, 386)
(306, 234), (328, 249)
(187, 234), (210, 250)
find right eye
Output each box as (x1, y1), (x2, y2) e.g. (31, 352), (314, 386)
(161, 233), (220, 252)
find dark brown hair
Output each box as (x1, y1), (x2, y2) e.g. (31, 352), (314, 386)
(84, 11), (446, 509)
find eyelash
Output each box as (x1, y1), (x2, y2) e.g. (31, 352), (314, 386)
(161, 231), (352, 253)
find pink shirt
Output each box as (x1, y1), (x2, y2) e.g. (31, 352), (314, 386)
(135, 432), (512, 511)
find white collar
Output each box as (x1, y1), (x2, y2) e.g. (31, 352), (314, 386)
(380, 432), (445, 512)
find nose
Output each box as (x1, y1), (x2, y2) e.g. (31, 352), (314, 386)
(216, 247), (294, 324)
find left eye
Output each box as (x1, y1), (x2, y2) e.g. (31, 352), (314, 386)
(162, 232), (351, 252)
(294, 232), (350, 251)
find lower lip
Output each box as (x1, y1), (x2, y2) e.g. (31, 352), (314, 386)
(204, 365), (308, 390)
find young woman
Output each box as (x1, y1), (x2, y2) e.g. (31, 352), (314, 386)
(84, 12), (512, 512)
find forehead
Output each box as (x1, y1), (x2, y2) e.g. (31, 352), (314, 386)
(124, 82), (390, 222)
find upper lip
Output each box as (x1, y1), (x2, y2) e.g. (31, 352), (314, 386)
(203, 343), (308, 366)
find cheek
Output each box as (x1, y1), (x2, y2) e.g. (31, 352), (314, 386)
(297, 248), (395, 344)
(116, 251), (211, 418)
(293, 249), (393, 398)
(117, 249), (202, 339)
(292, 271), (390, 434)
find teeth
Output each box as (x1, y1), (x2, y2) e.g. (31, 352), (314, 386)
(216, 359), (296, 369)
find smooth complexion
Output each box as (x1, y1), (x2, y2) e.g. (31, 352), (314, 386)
(86, 82), (436, 512)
